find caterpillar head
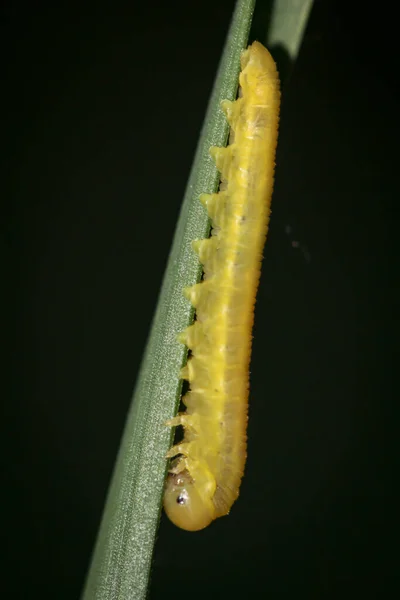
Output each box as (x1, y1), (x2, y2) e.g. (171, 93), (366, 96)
(163, 469), (215, 532)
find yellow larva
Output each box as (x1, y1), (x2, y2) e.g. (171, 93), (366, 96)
(163, 41), (280, 531)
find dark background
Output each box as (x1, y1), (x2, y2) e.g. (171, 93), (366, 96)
(3, 0), (398, 598)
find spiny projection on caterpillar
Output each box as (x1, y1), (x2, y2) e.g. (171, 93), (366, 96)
(163, 41), (280, 531)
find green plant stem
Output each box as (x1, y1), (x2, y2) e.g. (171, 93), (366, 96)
(81, 1), (256, 599)
(267, 0), (314, 60)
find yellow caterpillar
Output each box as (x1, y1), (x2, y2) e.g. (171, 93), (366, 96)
(163, 41), (281, 531)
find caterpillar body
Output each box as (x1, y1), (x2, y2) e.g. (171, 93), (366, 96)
(163, 42), (280, 531)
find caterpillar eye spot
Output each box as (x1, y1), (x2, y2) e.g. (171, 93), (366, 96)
(164, 41), (280, 532)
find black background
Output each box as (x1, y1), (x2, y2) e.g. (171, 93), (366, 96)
(3, 0), (398, 598)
